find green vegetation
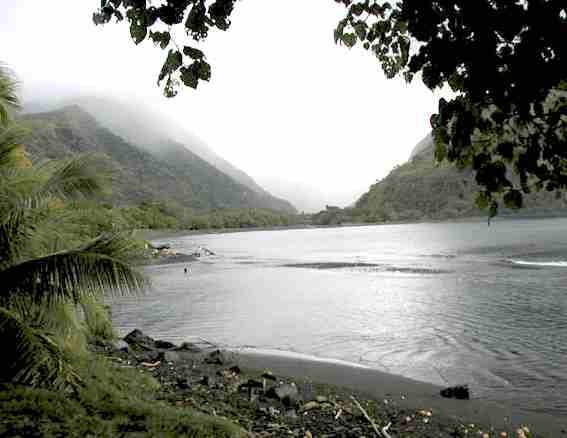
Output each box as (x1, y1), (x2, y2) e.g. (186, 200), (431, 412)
(316, 139), (567, 224)
(0, 357), (243, 437)
(0, 66), (243, 436)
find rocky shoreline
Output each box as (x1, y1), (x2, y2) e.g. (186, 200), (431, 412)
(92, 329), (559, 438)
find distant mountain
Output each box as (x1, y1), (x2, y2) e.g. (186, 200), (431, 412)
(354, 134), (567, 221)
(25, 96), (283, 201)
(20, 106), (296, 212)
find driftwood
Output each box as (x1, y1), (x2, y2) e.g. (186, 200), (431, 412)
(350, 396), (393, 438)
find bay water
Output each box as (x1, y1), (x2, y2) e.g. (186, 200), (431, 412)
(109, 218), (567, 416)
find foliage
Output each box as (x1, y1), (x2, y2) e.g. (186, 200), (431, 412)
(0, 67), (148, 387)
(94, 0), (235, 97)
(119, 200), (298, 230)
(94, 1), (566, 215)
(0, 357), (244, 438)
(351, 140), (567, 223)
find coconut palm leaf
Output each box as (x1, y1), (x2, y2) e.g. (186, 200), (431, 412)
(0, 306), (70, 387)
(0, 64), (19, 125)
(37, 153), (111, 202)
(0, 233), (148, 306)
(0, 125), (27, 168)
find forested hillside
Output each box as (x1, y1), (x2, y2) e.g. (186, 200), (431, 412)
(353, 137), (567, 222)
(20, 106), (295, 213)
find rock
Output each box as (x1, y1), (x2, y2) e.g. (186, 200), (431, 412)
(136, 350), (160, 363)
(300, 401), (320, 412)
(315, 395), (328, 403)
(238, 379), (264, 391)
(176, 378), (191, 390)
(123, 329), (156, 350)
(261, 371), (277, 381)
(440, 384), (470, 400)
(158, 351), (181, 363)
(175, 342), (203, 353)
(112, 340), (129, 352)
(155, 340), (176, 350)
(228, 365), (241, 375)
(267, 383), (300, 408)
(205, 349), (224, 365)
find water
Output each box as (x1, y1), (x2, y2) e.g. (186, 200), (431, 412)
(109, 218), (567, 416)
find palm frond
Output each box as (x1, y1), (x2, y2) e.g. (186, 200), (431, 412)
(0, 124), (28, 168)
(0, 64), (20, 125)
(0, 208), (34, 271)
(0, 233), (149, 306)
(38, 153), (111, 201)
(0, 306), (69, 387)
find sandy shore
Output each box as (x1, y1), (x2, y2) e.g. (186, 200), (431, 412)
(231, 349), (566, 437)
(105, 329), (567, 437)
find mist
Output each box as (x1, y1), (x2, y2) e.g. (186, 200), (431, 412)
(2, 0), (446, 211)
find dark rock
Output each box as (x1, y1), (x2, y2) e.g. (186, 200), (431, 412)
(124, 329), (156, 350)
(238, 379), (264, 391)
(112, 340), (129, 352)
(440, 384), (470, 400)
(176, 378), (191, 390)
(175, 342), (203, 353)
(158, 351), (181, 363)
(261, 371), (277, 381)
(136, 350), (160, 363)
(205, 349), (224, 365)
(228, 365), (241, 375)
(155, 340), (176, 350)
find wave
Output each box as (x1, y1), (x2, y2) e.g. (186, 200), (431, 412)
(510, 260), (567, 268)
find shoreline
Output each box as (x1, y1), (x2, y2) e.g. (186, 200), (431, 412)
(232, 348), (566, 436)
(134, 215), (567, 242)
(103, 330), (567, 437)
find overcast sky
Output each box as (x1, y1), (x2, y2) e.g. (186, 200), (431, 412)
(1, 0), (445, 210)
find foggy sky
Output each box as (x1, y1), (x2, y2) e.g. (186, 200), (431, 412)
(1, 0), (446, 211)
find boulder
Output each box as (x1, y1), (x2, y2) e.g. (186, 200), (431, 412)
(440, 384), (470, 400)
(123, 329), (156, 350)
(155, 340), (177, 350)
(175, 342), (203, 353)
(205, 349), (224, 365)
(158, 351), (182, 363)
(112, 340), (129, 352)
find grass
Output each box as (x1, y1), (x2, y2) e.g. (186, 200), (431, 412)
(0, 355), (245, 437)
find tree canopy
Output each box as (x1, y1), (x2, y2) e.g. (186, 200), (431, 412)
(94, 0), (566, 214)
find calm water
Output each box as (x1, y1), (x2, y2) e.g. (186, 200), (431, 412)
(110, 218), (567, 416)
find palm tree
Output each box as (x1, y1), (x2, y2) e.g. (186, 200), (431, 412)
(0, 65), (148, 387)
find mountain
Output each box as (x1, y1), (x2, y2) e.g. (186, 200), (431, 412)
(20, 106), (296, 212)
(23, 96), (294, 213)
(32, 97), (282, 197)
(354, 134), (567, 221)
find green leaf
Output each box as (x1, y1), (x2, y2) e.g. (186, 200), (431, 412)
(341, 33), (357, 48)
(149, 31), (171, 49)
(183, 46), (205, 60)
(130, 22), (147, 44)
(354, 22), (367, 40)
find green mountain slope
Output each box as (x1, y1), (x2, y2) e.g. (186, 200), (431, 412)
(20, 106), (295, 212)
(355, 136), (567, 222)
(24, 96), (295, 213)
